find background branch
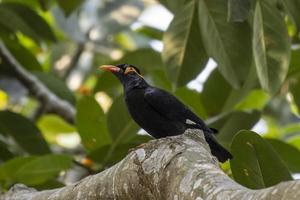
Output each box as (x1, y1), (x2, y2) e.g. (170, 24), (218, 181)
(2, 129), (300, 200)
(0, 42), (75, 123)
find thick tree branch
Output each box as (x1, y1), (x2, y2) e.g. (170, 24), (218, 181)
(0, 42), (75, 123)
(2, 129), (300, 200)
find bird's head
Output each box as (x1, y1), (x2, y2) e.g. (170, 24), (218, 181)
(99, 63), (146, 88)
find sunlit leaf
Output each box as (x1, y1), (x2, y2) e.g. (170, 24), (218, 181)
(282, 0), (300, 31)
(76, 96), (111, 151)
(252, 0), (290, 94)
(235, 90), (269, 111)
(231, 130), (292, 189)
(0, 111), (50, 155)
(163, 0), (208, 87)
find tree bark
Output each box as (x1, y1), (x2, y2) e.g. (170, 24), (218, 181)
(1, 129), (300, 200)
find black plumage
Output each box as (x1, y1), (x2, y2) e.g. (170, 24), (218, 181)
(100, 63), (232, 162)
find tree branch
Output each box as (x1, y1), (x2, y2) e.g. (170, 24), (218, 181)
(0, 42), (75, 123)
(2, 129), (300, 200)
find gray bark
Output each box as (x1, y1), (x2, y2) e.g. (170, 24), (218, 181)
(1, 129), (300, 200)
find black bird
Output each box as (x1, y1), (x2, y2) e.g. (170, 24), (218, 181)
(100, 64), (232, 162)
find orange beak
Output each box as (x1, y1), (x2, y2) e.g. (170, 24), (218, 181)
(99, 65), (120, 73)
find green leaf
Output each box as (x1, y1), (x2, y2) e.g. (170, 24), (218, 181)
(38, 114), (75, 133)
(230, 130), (292, 189)
(2, 37), (43, 71)
(0, 3), (56, 42)
(174, 87), (207, 119)
(287, 48), (300, 78)
(0, 156), (36, 184)
(57, 0), (84, 16)
(135, 26), (163, 40)
(209, 111), (261, 147)
(198, 0), (252, 88)
(107, 95), (139, 142)
(0, 140), (14, 161)
(267, 139), (300, 173)
(33, 72), (76, 105)
(290, 78), (300, 111)
(163, 0), (208, 87)
(0, 111), (50, 155)
(15, 154), (72, 186)
(235, 89), (269, 111)
(76, 96), (111, 151)
(159, 0), (186, 13)
(37, 114), (75, 137)
(252, 0), (291, 94)
(227, 0), (251, 22)
(115, 48), (163, 72)
(201, 69), (232, 116)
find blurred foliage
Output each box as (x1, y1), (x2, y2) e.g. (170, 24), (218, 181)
(0, 0), (300, 191)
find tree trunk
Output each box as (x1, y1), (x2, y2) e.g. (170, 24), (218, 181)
(1, 129), (300, 200)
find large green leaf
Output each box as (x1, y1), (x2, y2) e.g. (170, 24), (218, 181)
(267, 139), (300, 173)
(57, 0), (84, 16)
(135, 26), (163, 40)
(287, 48), (300, 78)
(162, 0), (208, 87)
(198, 0), (252, 88)
(159, 0), (185, 13)
(0, 140), (14, 162)
(174, 87), (207, 119)
(115, 48), (163, 72)
(290, 78), (300, 111)
(227, 0), (251, 22)
(37, 114), (75, 143)
(76, 96), (111, 151)
(252, 0), (290, 94)
(231, 130), (292, 189)
(0, 111), (50, 155)
(15, 154), (72, 186)
(0, 3), (56, 42)
(209, 111), (261, 147)
(33, 72), (76, 105)
(201, 69), (232, 116)
(107, 95), (139, 142)
(0, 156), (36, 185)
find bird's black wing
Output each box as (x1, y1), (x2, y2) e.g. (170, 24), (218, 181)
(144, 87), (212, 132)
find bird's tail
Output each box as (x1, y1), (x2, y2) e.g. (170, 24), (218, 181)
(205, 134), (232, 163)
